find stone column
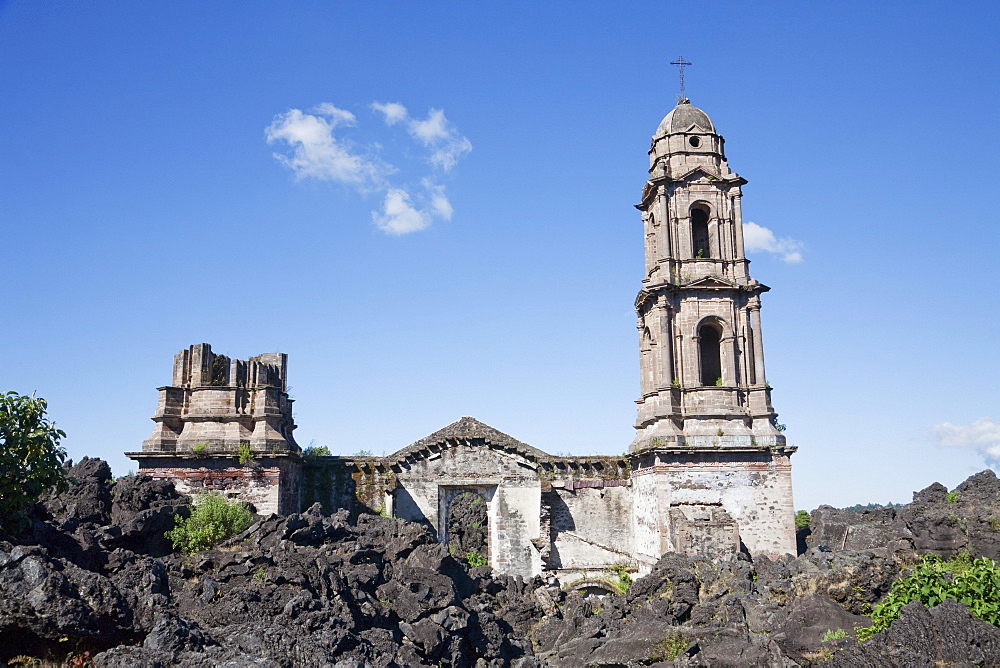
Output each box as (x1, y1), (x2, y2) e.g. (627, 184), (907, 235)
(674, 320), (685, 388)
(744, 307), (756, 385)
(750, 303), (766, 386)
(656, 190), (668, 265)
(733, 193), (746, 259)
(659, 301), (674, 386)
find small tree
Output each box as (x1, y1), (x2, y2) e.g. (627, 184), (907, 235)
(166, 492), (253, 554)
(0, 392), (68, 530)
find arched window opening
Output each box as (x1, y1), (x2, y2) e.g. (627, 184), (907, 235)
(691, 207), (711, 259)
(699, 324), (722, 386)
(640, 327), (654, 393)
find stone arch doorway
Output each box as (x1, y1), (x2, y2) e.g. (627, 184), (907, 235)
(564, 578), (619, 598)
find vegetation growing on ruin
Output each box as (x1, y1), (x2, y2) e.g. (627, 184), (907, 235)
(236, 442), (254, 466)
(607, 563), (633, 594)
(856, 551), (1000, 641)
(166, 492), (253, 554)
(0, 391), (68, 530)
(465, 551), (488, 568)
(795, 510), (811, 530)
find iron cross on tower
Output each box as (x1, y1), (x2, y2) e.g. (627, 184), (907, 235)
(670, 56), (692, 98)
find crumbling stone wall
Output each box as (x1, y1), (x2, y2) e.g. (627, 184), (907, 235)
(140, 343), (297, 454)
(135, 454), (301, 515)
(631, 447), (795, 564)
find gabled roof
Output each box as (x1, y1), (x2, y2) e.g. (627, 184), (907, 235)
(686, 276), (737, 289)
(387, 416), (550, 464)
(675, 165), (720, 182)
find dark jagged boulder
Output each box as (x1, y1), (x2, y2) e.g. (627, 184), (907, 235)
(107, 474), (188, 557)
(829, 599), (1000, 666)
(39, 457), (113, 529)
(809, 469), (1000, 562)
(0, 542), (142, 656)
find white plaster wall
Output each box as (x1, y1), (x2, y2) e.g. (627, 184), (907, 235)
(630, 471), (661, 565)
(551, 487), (633, 569)
(633, 454), (795, 559)
(495, 485), (542, 577)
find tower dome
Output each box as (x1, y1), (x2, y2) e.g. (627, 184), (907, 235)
(655, 98), (715, 136)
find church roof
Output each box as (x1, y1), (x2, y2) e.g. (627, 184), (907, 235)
(656, 98), (715, 136)
(387, 416), (550, 463)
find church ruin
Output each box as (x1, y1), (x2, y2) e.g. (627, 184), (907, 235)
(128, 98), (797, 583)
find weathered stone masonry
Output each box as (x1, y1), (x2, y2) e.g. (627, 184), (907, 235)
(129, 98), (797, 582)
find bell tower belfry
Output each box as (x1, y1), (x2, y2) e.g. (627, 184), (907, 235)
(628, 98), (796, 560)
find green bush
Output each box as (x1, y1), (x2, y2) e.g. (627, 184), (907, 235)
(303, 445), (331, 458)
(237, 442), (254, 466)
(607, 563), (633, 594)
(795, 510), (811, 530)
(0, 392), (68, 530)
(465, 551), (488, 568)
(166, 492), (253, 554)
(856, 552), (1000, 641)
(821, 628), (847, 642)
(946, 491), (960, 503)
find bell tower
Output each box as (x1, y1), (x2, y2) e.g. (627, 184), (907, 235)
(632, 98), (783, 449)
(629, 98), (796, 559)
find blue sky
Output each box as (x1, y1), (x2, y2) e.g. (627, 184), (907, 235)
(2, 1), (998, 511)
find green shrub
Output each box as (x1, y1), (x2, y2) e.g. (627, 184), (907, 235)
(166, 492), (253, 554)
(465, 551), (488, 567)
(192, 441), (208, 454)
(856, 552), (1000, 641)
(795, 510), (811, 530)
(237, 442), (254, 466)
(607, 563), (633, 594)
(652, 630), (688, 661)
(821, 628), (847, 642)
(946, 491), (960, 503)
(303, 445), (331, 458)
(0, 392), (68, 530)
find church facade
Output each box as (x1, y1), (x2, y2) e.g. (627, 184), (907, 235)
(128, 99), (796, 582)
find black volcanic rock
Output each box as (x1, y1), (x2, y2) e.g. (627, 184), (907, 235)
(828, 599), (1000, 666)
(1, 462), (999, 666)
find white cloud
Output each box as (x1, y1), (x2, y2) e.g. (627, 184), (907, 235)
(310, 102), (357, 127)
(371, 182), (455, 235)
(409, 108), (450, 143)
(372, 189), (430, 235)
(423, 180), (454, 220)
(409, 109), (472, 171)
(265, 106), (388, 188)
(933, 417), (1000, 462)
(268, 100), (470, 235)
(743, 222), (805, 264)
(371, 101), (408, 126)
(371, 104), (472, 172)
